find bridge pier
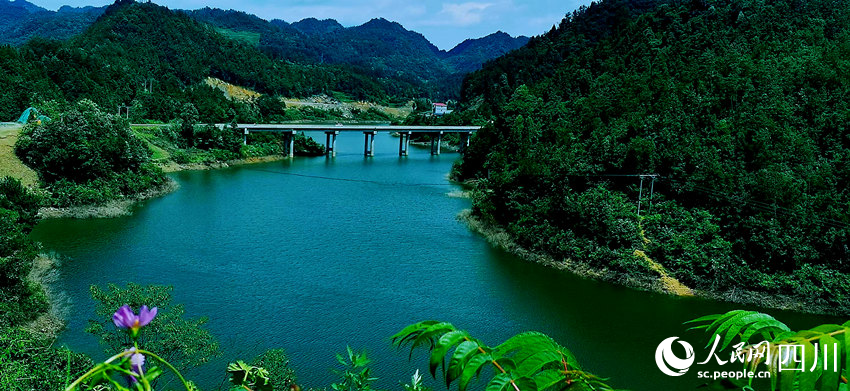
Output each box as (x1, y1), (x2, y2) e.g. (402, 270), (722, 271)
(325, 131), (339, 157)
(398, 131), (412, 156)
(363, 131), (377, 156)
(430, 131), (443, 155)
(243, 128), (249, 145)
(282, 130), (296, 158)
(459, 132), (471, 153)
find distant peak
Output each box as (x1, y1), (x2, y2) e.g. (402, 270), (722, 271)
(1, 0), (45, 13)
(292, 17), (343, 35)
(363, 17), (401, 28)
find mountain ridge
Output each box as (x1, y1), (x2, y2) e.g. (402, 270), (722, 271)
(0, 1), (530, 81)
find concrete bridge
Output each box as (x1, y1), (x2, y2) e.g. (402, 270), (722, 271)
(234, 124), (480, 157)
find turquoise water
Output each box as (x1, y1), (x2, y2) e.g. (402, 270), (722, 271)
(30, 132), (839, 390)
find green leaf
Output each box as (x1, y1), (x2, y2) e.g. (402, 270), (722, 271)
(486, 372), (514, 391)
(685, 313), (723, 329)
(706, 310), (749, 334)
(144, 366), (163, 383)
(495, 332), (578, 370)
(447, 341), (482, 387)
(720, 313), (789, 350)
(410, 322), (456, 357)
(740, 319), (790, 343)
(512, 376), (538, 391)
(798, 340), (818, 391)
(430, 330), (471, 377)
(515, 350), (564, 375)
(703, 310), (751, 348)
(818, 334), (840, 391)
(392, 321), (440, 346)
(844, 325), (850, 382)
(458, 353), (493, 391)
(531, 368), (564, 390)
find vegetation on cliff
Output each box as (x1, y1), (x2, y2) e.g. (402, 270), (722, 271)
(454, 0), (850, 312)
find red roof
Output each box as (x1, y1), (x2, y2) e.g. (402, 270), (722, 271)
(433, 103), (447, 107)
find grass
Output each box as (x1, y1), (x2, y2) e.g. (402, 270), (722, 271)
(132, 127), (170, 160)
(215, 27), (261, 46)
(0, 123), (38, 186)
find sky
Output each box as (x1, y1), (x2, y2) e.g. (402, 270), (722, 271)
(25, 0), (593, 50)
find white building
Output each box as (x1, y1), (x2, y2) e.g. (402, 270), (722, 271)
(433, 102), (448, 116)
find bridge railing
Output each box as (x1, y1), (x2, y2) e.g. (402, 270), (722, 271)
(228, 124), (479, 157)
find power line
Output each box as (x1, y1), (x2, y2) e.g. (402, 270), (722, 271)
(243, 167), (458, 187)
(662, 176), (850, 230)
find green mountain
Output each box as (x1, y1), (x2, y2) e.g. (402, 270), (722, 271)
(290, 17), (343, 35)
(0, 0), (392, 121)
(456, 0), (850, 312)
(0, 0), (105, 45)
(0, 1), (530, 100)
(182, 10), (530, 99)
(444, 31), (529, 74)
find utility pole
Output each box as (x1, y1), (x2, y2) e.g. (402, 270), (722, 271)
(637, 174), (658, 217)
(117, 105), (130, 119)
(142, 78), (154, 93)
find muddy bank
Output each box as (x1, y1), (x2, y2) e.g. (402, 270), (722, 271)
(24, 255), (67, 338)
(158, 155), (287, 173)
(38, 179), (179, 219)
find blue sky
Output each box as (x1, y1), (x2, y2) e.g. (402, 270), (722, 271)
(27, 0), (593, 49)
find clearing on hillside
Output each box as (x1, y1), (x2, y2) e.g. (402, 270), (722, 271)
(0, 123), (38, 186)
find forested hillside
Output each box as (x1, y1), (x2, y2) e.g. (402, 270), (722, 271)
(0, 0), (104, 45)
(0, 0), (392, 122)
(184, 9), (529, 99)
(456, 0), (850, 312)
(445, 32), (530, 74)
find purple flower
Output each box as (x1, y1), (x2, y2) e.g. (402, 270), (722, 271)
(125, 347), (146, 385)
(113, 305), (157, 336)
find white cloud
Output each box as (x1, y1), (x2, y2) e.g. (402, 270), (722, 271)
(438, 2), (494, 26)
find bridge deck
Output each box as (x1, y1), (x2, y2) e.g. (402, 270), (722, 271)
(236, 124), (480, 133)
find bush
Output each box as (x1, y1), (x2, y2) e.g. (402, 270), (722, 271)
(16, 99), (151, 184)
(294, 133), (324, 156)
(0, 177), (42, 232)
(0, 180), (48, 327)
(193, 123), (242, 152)
(86, 283), (221, 373)
(250, 349), (297, 391)
(14, 100), (168, 206)
(241, 143), (281, 158)
(0, 327), (93, 390)
(45, 163), (168, 207)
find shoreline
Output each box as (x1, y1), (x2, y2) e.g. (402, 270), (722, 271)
(23, 254), (67, 339)
(158, 155), (287, 173)
(457, 209), (845, 317)
(37, 154), (288, 219)
(38, 179), (179, 219)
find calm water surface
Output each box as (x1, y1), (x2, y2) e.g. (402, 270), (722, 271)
(30, 132), (839, 390)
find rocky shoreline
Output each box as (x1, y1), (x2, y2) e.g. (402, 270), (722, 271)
(458, 209), (845, 317)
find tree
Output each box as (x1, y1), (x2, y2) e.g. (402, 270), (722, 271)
(177, 103), (200, 147)
(15, 99), (150, 184)
(85, 283), (221, 373)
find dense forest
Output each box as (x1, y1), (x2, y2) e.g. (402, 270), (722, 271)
(455, 0), (850, 312)
(185, 8), (529, 99)
(0, 0), (104, 46)
(0, 0), (528, 111)
(0, 0), (400, 123)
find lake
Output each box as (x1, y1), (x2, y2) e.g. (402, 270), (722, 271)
(30, 132), (837, 390)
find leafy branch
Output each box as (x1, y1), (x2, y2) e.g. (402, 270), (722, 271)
(392, 321), (619, 391)
(689, 310), (850, 391)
